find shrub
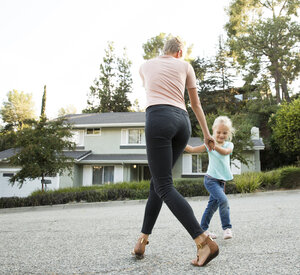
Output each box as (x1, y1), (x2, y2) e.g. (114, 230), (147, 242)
(174, 178), (208, 197)
(233, 172), (262, 193)
(1, 167), (299, 209)
(259, 170), (281, 190)
(278, 167), (300, 189)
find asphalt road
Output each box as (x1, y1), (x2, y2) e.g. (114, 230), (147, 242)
(0, 190), (299, 275)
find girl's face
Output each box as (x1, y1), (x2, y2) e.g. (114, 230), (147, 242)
(213, 124), (230, 145)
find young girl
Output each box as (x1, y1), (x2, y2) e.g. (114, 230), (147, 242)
(185, 116), (234, 240)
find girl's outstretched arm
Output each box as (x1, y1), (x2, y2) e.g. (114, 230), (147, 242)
(185, 144), (206, 153)
(187, 87), (215, 151)
(214, 144), (233, 155)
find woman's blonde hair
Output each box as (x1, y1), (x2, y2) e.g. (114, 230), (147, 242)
(212, 116), (235, 141)
(163, 37), (184, 55)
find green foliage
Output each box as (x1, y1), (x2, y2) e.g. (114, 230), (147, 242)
(225, 0), (300, 103)
(0, 128), (17, 151)
(278, 166), (300, 189)
(57, 105), (77, 117)
(173, 178), (208, 197)
(8, 118), (76, 187)
(259, 169), (281, 189)
(83, 42), (132, 113)
(113, 49), (133, 112)
(142, 33), (193, 61)
(272, 98), (300, 159)
(1, 167), (299, 208)
(142, 33), (170, 60)
(40, 85), (47, 120)
(0, 90), (36, 130)
(234, 172), (262, 193)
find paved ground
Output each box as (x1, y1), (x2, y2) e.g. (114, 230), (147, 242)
(0, 189), (299, 275)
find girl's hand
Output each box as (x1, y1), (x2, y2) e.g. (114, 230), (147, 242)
(185, 145), (192, 152)
(204, 135), (215, 151)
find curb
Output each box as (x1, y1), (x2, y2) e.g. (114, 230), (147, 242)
(0, 189), (299, 214)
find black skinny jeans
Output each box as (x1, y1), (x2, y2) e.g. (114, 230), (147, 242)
(141, 104), (204, 239)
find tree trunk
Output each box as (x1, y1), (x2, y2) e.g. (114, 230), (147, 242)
(281, 78), (291, 102)
(41, 175), (44, 192)
(271, 62), (282, 103)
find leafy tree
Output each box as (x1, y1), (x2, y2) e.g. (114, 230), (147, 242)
(142, 33), (172, 59)
(0, 127), (17, 152)
(8, 118), (76, 190)
(225, 0), (300, 103)
(112, 49), (133, 112)
(271, 98), (300, 161)
(0, 90), (36, 130)
(83, 42), (132, 113)
(57, 105), (77, 117)
(189, 54), (241, 117)
(142, 33), (194, 61)
(129, 99), (145, 112)
(40, 85), (47, 121)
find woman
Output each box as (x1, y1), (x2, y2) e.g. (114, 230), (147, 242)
(132, 37), (219, 267)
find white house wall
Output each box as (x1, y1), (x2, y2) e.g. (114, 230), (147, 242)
(83, 165), (93, 186)
(231, 159), (241, 175)
(0, 168), (59, 198)
(82, 128), (146, 154)
(182, 154), (191, 174)
(114, 165), (123, 183)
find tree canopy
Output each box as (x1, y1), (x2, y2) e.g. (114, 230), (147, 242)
(83, 42), (132, 113)
(272, 97), (300, 158)
(225, 0), (300, 103)
(9, 118), (76, 189)
(0, 90), (36, 130)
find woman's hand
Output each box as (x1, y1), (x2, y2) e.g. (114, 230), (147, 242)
(204, 135), (215, 151)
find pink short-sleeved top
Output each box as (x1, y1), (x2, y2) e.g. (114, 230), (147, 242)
(139, 55), (197, 111)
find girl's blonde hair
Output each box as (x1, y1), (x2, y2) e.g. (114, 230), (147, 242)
(212, 116), (235, 141)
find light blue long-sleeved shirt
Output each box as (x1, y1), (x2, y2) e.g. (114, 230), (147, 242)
(206, 141), (234, 181)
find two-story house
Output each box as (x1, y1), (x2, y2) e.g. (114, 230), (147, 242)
(0, 112), (265, 197)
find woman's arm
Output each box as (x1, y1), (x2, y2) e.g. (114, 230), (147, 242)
(187, 87), (215, 151)
(214, 144), (233, 155)
(185, 144), (206, 153)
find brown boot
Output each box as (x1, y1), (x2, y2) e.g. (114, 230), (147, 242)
(192, 235), (219, 266)
(131, 237), (149, 259)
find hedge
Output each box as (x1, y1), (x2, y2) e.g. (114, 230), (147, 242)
(0, 166), (299, 209)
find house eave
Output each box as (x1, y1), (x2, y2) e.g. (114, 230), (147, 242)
(72, 123), (145, 128)
(79, 160), (148, 164)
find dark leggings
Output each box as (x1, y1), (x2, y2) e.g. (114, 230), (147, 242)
(141, 105), (204, 239)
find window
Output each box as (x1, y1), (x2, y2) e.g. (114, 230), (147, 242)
(121, 129), (145, 145)
(92, 166), (114, 184)
(192, 154), (208, 173)
(128, 129), (145, 144)
(3, 173), (14, 177)
(86, 128), (101, 135)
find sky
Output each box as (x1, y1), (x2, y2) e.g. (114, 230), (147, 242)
(0, 0), (233, 118)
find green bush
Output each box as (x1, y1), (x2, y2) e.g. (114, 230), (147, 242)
(1, 166), (300, 209)
(233, 172), (262, 193)
(174, 178), (208, 197)
(278, 167), (300, 189)
(259, 170), (281, 189)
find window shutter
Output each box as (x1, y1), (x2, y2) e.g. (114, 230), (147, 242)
(121, 129), (127, 144)
(182, 154), (191, 174)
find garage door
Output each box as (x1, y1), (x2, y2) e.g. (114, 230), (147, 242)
(0, 169), (59, 198)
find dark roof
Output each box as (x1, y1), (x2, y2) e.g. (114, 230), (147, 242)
(0, 148), (92, 161)
(80, 154), (148, 162)
(63, 150), (92, 160)
(0, 148), (20, 160)
(61, 112), (146, 126)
